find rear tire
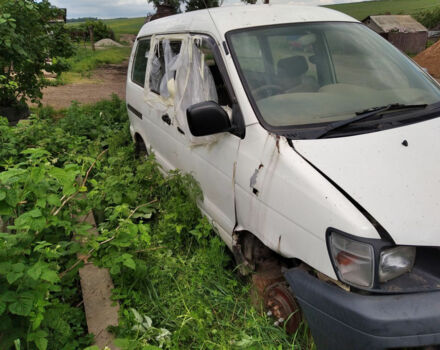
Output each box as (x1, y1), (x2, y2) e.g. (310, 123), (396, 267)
(134, 135), (148, 160)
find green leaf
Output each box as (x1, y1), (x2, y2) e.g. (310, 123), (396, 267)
(126, 222), (138, 235)
(9, 292), (34, 316)
(47, 194), (61, 206)
(41, 269), (60, 283)
(28, 330), (48, 350)
(27, 262), (43, 280)
(29, 209), (42, 218)
(114, 339), (130, 348)
(0, 262), (11, 274)
(110, 264), (120, 275)
(6, 271), (23, 284)
(1, 291), (17, 302)
(34, 336), (47, 350)
(123, 257), (136, 270)
(0, 190), (6, 201)
(0, 168), (26, 184)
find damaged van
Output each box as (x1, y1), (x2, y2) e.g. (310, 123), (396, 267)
(126, 4), (440, 349)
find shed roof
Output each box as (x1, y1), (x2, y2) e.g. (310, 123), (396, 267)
(363, 15), (427, 33)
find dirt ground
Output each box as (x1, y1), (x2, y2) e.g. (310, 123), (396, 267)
(39, 62), (128, 110)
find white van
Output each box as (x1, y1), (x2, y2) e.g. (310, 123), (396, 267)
(126, 5), (440, 349)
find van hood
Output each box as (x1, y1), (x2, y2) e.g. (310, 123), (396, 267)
(292, 117), (440, 246)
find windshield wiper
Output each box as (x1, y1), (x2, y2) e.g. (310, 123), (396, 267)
(313, 103), (428, 139)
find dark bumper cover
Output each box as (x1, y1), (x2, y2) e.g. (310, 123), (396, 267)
(285, 268), (440, 350)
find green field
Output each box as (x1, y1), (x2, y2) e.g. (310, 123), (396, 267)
(326, 0), (440, 20)
(103, 17), (145, 35)
(68, 17), (145, 36)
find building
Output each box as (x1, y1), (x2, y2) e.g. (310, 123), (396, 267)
(362, 15), (428, 54)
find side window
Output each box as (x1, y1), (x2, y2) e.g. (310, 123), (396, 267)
(132, 39), (150, 87)
(200, 38), (232, 108)
(149, 40), (182, 96)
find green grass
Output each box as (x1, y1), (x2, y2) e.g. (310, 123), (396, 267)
(325, 0), (440, 20)
(67, 17), (145, 36)
(66, 46), (131, 75)
(104, 17), (145, 35)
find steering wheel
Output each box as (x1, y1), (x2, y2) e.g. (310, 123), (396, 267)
(252, 84), (283, 100)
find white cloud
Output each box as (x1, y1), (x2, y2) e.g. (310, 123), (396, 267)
(50, 0), (154, 19)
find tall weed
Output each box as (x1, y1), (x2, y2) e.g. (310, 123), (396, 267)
(0, 96), (313, 349)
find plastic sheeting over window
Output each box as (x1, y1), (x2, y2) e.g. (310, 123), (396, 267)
(145, 35), (224, 145)
(159, 39), (180, 99)
(174, 37), (220, 145)
(149, 50), (163, 95)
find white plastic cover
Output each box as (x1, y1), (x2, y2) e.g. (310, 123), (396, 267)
(144, 35), (225, 145)
(149, 45), (163, 95)
(174, 37), (220, 145)
(160, 39), (180, 99)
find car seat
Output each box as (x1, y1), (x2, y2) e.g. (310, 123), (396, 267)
(277, 56), (319, 93)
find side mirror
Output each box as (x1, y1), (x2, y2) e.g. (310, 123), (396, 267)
(187, 101), (232, 137)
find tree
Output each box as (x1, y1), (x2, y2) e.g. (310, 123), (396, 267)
(185, 0), (219, 12)
(147, 0), (181, 14)
(0, 0), (74, 108)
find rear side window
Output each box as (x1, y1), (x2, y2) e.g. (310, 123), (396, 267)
(149, 40), (182, 95)
(132, 39), (150, 87)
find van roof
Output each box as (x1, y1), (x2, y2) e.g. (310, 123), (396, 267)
(137, 4), (357, 39)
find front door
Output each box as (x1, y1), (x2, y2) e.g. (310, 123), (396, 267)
(170, 35), (241, 246)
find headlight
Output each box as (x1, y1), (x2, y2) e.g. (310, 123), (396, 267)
(379, 246), (416, 282)
(328, 231), (417, 289)
(328, 232), (375, 288)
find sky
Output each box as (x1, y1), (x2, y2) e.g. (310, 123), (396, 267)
(49, 0), (367, 19)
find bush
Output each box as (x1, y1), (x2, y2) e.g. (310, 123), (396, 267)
(68, 20), (115, 43)
(0, 0), (74, 107)
(414, 7), (440, 29)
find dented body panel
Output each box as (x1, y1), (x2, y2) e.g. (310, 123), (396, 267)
(234, 125), (378, 279)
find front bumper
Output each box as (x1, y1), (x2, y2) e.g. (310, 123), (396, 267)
(285, 268), (440, 350)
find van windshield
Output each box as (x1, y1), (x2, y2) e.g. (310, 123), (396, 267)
(227, 22), (440, 129)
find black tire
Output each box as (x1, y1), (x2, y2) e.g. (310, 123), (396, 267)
(134, 135), (148, 160)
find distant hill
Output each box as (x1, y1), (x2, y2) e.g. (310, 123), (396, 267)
(67, 17), (98, 23)
(67, 17), (145, 36)
(325, 0), (440, 20)
(102, 17), (146, 35)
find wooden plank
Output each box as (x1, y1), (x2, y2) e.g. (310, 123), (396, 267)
(78, 211), (120, 350)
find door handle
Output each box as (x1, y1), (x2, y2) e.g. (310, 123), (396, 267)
(161, 114), (171, 125)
